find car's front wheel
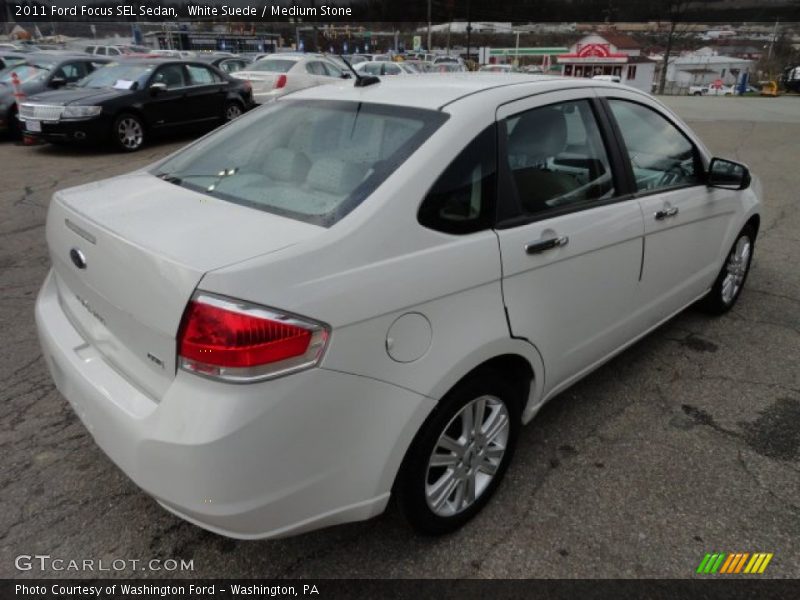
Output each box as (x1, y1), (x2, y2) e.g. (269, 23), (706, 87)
(113, 113), (145, 152)
(395, 372), (520, 535)
(701, 224), (755, 314)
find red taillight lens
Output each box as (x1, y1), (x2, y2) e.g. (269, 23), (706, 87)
(178, 293), (328, 382)
(275, 74), (287, 89)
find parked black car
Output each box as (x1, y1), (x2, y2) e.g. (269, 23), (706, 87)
(194, 54), (253, 75)
(20, 59), (255, 151)
(0, 52), (111, 136)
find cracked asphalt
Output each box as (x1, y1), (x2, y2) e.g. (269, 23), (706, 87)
(1, 97), (798, 579)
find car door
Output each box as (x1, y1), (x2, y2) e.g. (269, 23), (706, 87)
(494, 90), (645, 396)
(144, 63), (190, 128)
(184, 64), (226, 122)
(599, 91), (737, 325)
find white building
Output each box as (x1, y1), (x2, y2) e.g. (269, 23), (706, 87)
(666, 49), (753, 88)
(556, 33), (656, 92)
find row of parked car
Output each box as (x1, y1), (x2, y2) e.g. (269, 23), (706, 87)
(0, 48), (485, 152)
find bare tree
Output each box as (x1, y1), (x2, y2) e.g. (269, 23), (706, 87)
(656, 0), (692, 95)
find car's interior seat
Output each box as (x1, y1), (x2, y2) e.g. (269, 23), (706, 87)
(507, 107), (582, 214)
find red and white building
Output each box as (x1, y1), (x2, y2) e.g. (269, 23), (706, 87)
(557, 33), (656, 92)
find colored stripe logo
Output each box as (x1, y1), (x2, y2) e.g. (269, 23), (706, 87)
(696, 552), (773, 574)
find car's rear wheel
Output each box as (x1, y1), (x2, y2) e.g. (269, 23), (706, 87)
(223, 101), (243, 122)
(396, 372), (520, 535)
(113, 113), (145, 152)
(700, 224), (755, 314)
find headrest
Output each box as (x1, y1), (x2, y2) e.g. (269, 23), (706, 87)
(306, 158), (366, 196)
(507, 107), (568, 165)
(288, 123), (314, 155)
(264, 147), (310, 182)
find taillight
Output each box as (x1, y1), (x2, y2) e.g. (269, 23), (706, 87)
(177, 293), (329, 383)
(275, 74), (287, 89)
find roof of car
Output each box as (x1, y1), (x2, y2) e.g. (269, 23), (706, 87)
(291, 73), (644, 110)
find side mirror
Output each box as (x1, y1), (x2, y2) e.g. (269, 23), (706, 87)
(707, 157), (751, 190)
(341, 72), (352, 79)
(50, 76), (67, 89)
(149, 82), (167, 95)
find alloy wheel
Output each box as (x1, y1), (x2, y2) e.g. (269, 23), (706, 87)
(117, 117), (143, 150)
(425, 394), (510, 517)
(225, 104), (242, 121)
(721, 235), (751, 305)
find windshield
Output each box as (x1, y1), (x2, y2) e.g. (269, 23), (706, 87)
(0, 63), (52, 84)
(250, 58), (297, 73)
(78, 63), (154, 89)
(153, 100), (448, 227)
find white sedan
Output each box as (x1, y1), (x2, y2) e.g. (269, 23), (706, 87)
(231, 53), (350, 103)
(355, 60), (418, 76)
(36, 75), (760, 539)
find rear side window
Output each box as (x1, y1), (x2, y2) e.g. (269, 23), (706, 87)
(607, 99), (703, 192)
(418, 125), (497, 235)
(503, 99), (615, 216)
(186, 65), (216, 85)
(153, 100), (448, 227)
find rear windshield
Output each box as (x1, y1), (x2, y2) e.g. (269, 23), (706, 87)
(153, 100), (448, 227)
(250, 58), (297, 73)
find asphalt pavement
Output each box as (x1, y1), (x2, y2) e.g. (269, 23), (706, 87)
(1, 96), (798, 579)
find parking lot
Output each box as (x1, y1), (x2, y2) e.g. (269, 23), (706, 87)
(0, 96), (798, 579)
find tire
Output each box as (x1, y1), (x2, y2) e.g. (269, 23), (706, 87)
(700, 224), (755, 314)
(693, 92), (702, 96)
(395, 371), (521, 535)
(112, 113), (145, 152)
(223, 101), (243, 122)
(7, 105), (20, 139)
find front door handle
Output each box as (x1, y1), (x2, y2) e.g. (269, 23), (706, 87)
(654, 207), (679, 220)
(525, 236), (569, 255)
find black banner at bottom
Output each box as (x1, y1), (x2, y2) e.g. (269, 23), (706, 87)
(3, 579), (800, 600)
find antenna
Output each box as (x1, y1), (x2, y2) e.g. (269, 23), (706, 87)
(337, 54), (380, 88)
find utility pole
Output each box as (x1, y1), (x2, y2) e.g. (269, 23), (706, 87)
(766, 18), (779, 63)
(427, 0), (431, 51)
(465, 0), (472, 64)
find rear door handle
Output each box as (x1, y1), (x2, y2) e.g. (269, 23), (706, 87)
(654, 207), (679, 220)
(525, 236), (569, 255)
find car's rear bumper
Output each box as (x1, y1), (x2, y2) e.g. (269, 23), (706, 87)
(35, 269), (435, 538)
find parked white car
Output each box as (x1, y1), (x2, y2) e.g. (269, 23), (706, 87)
(36, 75), (761, 539)
(355, 60), (417, 76)
(690, 83), (734, 96)
(232, 54), (350, 103)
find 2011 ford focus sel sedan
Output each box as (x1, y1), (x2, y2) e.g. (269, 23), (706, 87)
(35, 75), (761, 539)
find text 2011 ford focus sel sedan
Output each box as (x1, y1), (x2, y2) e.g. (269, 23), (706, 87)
(35, 75), (761, 539)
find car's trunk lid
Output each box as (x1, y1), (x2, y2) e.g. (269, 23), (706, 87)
(47, 171), (322, 399)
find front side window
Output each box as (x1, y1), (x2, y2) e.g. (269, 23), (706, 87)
(418, 125), (496, 235)
(503, 99), (615, 216)
(608, 99), (702, 192)
(152, 64), (187, 89)
(153, 100), (448, 227)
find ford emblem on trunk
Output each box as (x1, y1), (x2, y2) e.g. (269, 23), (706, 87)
(70, 248), (87, 269)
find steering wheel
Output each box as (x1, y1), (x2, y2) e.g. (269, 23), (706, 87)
(657, 162), (692, 188)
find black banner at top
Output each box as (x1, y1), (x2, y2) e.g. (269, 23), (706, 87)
(2, 0), (800, 23)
